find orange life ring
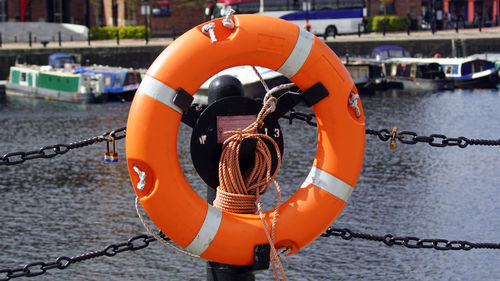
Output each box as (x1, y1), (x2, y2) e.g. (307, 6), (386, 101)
(434, 53), (442, 58)
(126, 14), (365, 265)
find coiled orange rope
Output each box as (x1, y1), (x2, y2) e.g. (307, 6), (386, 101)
(213, 97), (287, 281)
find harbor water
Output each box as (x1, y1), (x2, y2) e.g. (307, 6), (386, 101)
(0, 88), (499, 280)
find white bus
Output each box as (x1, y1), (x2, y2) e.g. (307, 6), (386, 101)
(206, 0), (366, 39)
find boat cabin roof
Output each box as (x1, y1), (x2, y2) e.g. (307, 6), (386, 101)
(371, 45), (411, 60)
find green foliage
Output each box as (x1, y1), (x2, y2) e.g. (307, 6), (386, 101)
(366, 16), (409, 32)
(89, 26), (151, 40)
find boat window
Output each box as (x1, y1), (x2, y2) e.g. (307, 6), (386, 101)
(472, 61), (484, 73)
(461, 63), (471, 75)
(388, 49), (406, 58)
(21, 72), (26, 82)
(352, 69), (359, 79)
(104, 75), (112, 86)
(361, 68), (368, 79)
(410, 65), (417, 78)
(483, 60), (495, 69)
(391, 64), (397, 76)
(113, 74), (123, 87)
(124, 72), (142, 85)
(444, 65), (454, 75)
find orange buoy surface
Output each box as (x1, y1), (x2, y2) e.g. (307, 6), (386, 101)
(126, 14), (365, 265)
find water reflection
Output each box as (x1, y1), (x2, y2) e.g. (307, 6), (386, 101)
(0, 89), (499, 280)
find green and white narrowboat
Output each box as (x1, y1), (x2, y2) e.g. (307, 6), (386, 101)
(6, 65), (105, 104)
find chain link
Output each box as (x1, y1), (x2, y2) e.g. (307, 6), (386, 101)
(321, 227), (500, 250)
(2, 227), (499, 280)
(0, 232), (165, 281)
(0, 127), (126, 166)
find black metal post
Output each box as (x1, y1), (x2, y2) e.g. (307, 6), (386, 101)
(85, 0), (90, 28)
(0, 33), (2, 48)
(172, 27), (176, 40)
(407, 22), (410, 35)
(144, 1), (149, 44)
(206, 76), (256, 281)
(28, 32), (32, 47)
(479, 16), (482, 32)
(116, 29), (120, 45)
(87, 29), (91, 46)
(358, 23), (361, 37)
(455, 19), (459, 33)
(382, 20), (386, 36)
(58, 31), (61, 46)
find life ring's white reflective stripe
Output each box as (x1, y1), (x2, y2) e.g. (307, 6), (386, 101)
(277, 28), (314, 78)
(138, 75), (183, 114)
(184, 205), (222, 255)
(301, 166), (354, 203)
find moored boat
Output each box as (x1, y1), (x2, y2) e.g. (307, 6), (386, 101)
(6, 64), (105, 104)
(49, 53), (142, 101)
(439, 57), (499, 88)
(383, 58), (454, 91)
(386, 57), (499, 89)
(344, 60), (386, 94)
(75, 65), (142, 101)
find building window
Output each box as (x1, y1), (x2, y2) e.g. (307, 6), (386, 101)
(379, 0), (395, 15)
(152, 0), (170, 16)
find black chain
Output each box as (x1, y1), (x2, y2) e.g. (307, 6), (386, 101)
(321, 227), (500, 250)
(281, 111), (318, 127)
(365, 128), (500, 148)
(2, 109), (499, 167)
(2, 227), (499, 280)
(0, 127), (126, 166)
(282, 112), (500, 148)
(0, 232), (167, 281)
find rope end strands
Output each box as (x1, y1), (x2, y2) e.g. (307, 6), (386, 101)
(202, 23), (217, 43)
(222, 9), (236, 29)
(212, 97), (288, 281)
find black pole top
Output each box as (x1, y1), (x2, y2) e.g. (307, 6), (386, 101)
(207, 75), (244, 104)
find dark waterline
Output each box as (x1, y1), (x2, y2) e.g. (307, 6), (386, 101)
(0, 88), (499, 281)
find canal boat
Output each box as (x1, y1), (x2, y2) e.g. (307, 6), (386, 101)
(74, 65), (142, 101)
(344, 60), (386, 94)
(6, 64), (105, 104)
(383, 58), (454, 91)
(49, 53), (142, 101)
(438, 57), (499, 88)
(387, 57), (499, 89)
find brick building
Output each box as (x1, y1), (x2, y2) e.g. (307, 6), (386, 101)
(1, 0), (94, 25)
(2, 1), (498, 34)
(0, 0), (205, 35)
(134, 0), (205, 35)
(367, 0), (422, 17)
(367, 0), (499, 25)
